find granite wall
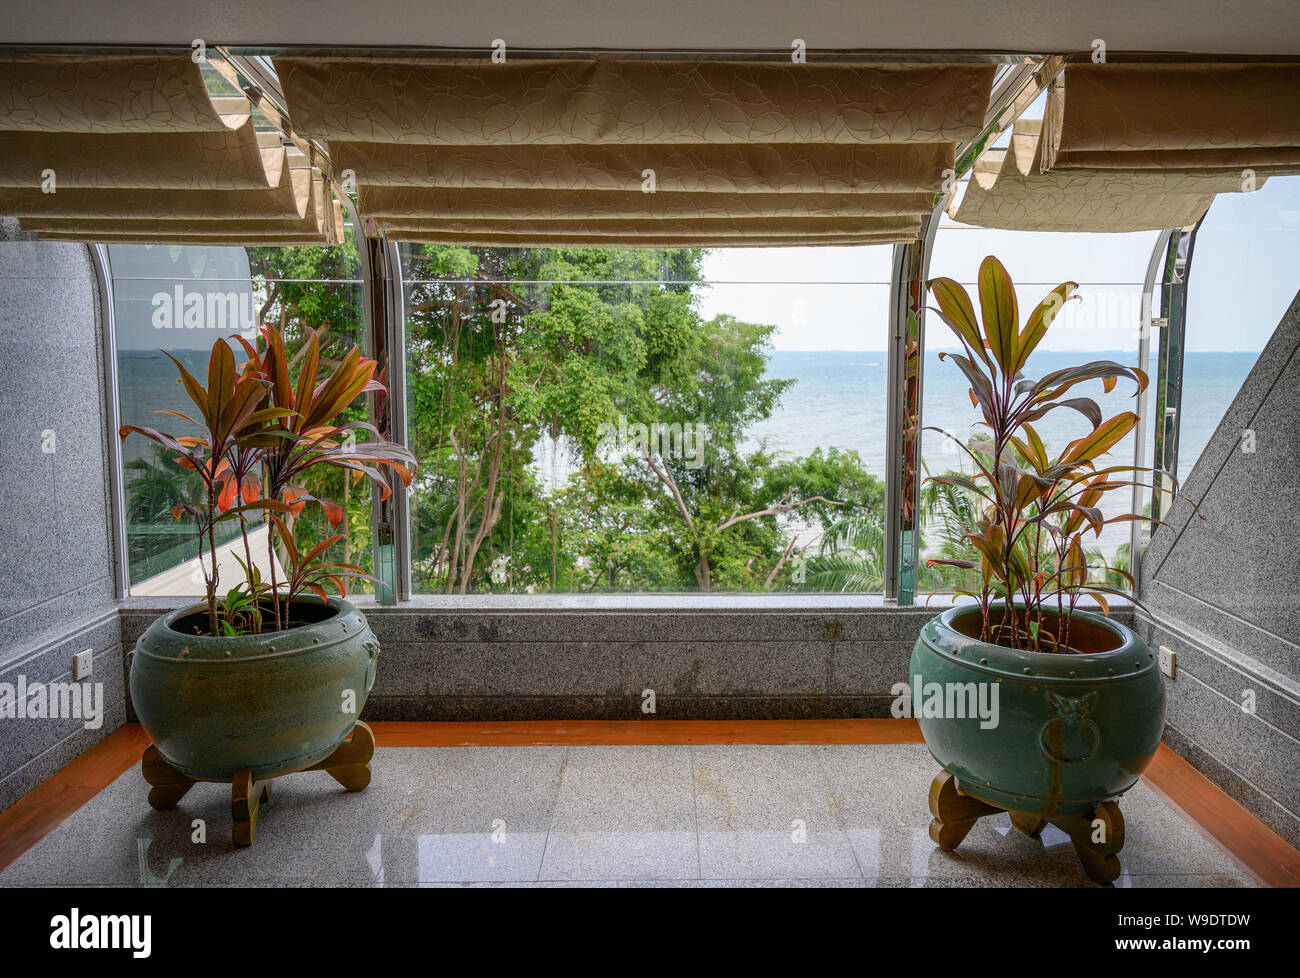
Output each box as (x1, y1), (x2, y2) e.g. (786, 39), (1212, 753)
(119, 600), (937, 720)
(0, 233), (125, 811)
(119, 597), (1133, 723)
(1138, 287), (1300, 847)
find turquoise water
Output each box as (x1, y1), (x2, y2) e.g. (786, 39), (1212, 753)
(125, 346), (1253, 487)
(749, 349), (1255, 482)
(746, 349), (1258, 555)
(122, 345), (1257, 565)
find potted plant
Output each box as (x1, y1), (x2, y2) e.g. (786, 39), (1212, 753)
(911, 255), (1167, 883)
(122, 324), (414, 835)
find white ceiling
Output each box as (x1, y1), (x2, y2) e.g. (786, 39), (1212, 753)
(2, 0), (1299, 55)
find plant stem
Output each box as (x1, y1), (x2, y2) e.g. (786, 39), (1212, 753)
(206, 479), (219, 637)
(266, 524), (283, 631)
(238, 514), (259, 634)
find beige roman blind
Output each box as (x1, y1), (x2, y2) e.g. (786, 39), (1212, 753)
(952, 62), (1300, 232)
(1040, 62), (1300, 176)
(275, 57), (997, 247)
(0, 54), (342, 246)
(949, 119), (1248, 232)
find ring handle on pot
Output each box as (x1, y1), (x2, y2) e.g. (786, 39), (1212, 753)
(1037, 717), (1101, 764)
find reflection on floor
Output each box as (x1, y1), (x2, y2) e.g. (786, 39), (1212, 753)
(0, 743), (1253, 888)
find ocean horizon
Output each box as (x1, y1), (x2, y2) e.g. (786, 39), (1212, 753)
(121, 345), (1255, 561)
(746, 348), (1256, 557)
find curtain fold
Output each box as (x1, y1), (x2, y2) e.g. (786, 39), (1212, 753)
(276, 59), (995, 146)
(377, 215), (922, 239)
(1041, 62), (1300, 174)
(0, 54), (340, 246)
(949, 62), (1294, 234)
(948, 125), (1225, 232)
(359, 186), (936, 220)
(332, 141), (955, 194)
(0, 159), (313, 220)
(385, 230), (911, 248)
(0, 54), (248, 133)
(275, 57), (995, 246)
(0, 124), (285, 190)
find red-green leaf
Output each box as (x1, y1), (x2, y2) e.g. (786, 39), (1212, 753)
(977, 255), (1019, 376)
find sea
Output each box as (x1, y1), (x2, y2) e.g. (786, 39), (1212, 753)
(745, 349), (1257, 556)
(122, 347), (1255, 562)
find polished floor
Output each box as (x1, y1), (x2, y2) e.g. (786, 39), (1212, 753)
(0, 741), (1255, 887)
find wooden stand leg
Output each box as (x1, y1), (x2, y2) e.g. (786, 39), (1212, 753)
(306, 720), (375, 792)
(1009, 810), (1048, 839)
(143, 724), (376, 848)
(1059, 800), (1125, 885)
(925, 768), (1127, 884)
(927, 770), (1001, 851)
(141, 745), (195, 811)
(231, 769), (273, 847)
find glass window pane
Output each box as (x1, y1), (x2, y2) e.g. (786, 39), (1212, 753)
(111, 232), (368, 596)
(401, 244), (891, 594)
(921, 216), (1160, 592)
(1179, 175), (1300, 480)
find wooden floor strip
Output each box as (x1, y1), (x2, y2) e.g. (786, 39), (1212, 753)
(368, 718), (924, 747)
(3, 721), (1297, 887)
(0, 724), (149, 873)
(1140, 742), (1300, 888)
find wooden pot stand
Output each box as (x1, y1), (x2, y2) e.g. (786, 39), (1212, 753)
(141, 721), (375, 846)
(927, 770), (1125, 885)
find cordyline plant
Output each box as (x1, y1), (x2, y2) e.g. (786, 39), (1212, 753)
(924, 255), (1167, 654)
(122, 324), (416, 636)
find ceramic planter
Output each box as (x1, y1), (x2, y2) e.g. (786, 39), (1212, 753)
(910, 603), (1165, 816)
(129, 596), (379, 781)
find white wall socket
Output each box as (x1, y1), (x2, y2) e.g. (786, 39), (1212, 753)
(73, 648), (93, 681)
(1158, 645), (1176, 678)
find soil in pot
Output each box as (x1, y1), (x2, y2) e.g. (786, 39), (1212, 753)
(169, 598), (339, 636)
(950, 605), (1123, 655)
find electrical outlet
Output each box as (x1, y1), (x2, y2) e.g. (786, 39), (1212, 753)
(1158, 645), (1176, 678)
(73, 648), (93, 681)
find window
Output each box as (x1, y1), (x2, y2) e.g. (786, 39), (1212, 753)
(1176, 175), (1300, 480)
(400, 244), (892, 594)
(920, 216), (1162, 591)
(110, 230), (369, 595)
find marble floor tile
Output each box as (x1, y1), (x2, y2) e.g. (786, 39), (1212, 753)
(0, 742), (1257, 888)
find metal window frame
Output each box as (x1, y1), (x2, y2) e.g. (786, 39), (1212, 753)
(1129, 229), (1175, 588)
(383, 234), (412, 601)
(346, 191), (410, 604)
(1151, 224), (1199, 526)
(882, 56), (1060, 605)
(89, 243), (130, 600)
(884, 210), (940, 604)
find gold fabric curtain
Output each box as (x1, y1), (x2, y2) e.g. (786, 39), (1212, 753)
(333, 141), (955, 194)
(0, 54), (341, 245)
(1041, 62), (1300, 175)
(276, 57), (996, 246)
(951, 63), (1300, 232)
(949, 119), (1248, 232)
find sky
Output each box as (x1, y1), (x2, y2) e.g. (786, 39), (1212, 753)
(698, 173), (1300, 355)
(108, 174), (1300, 358)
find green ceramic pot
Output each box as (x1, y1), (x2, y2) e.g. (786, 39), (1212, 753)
(129, 597), (379, 781)
(909, 603), (1164, 816)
